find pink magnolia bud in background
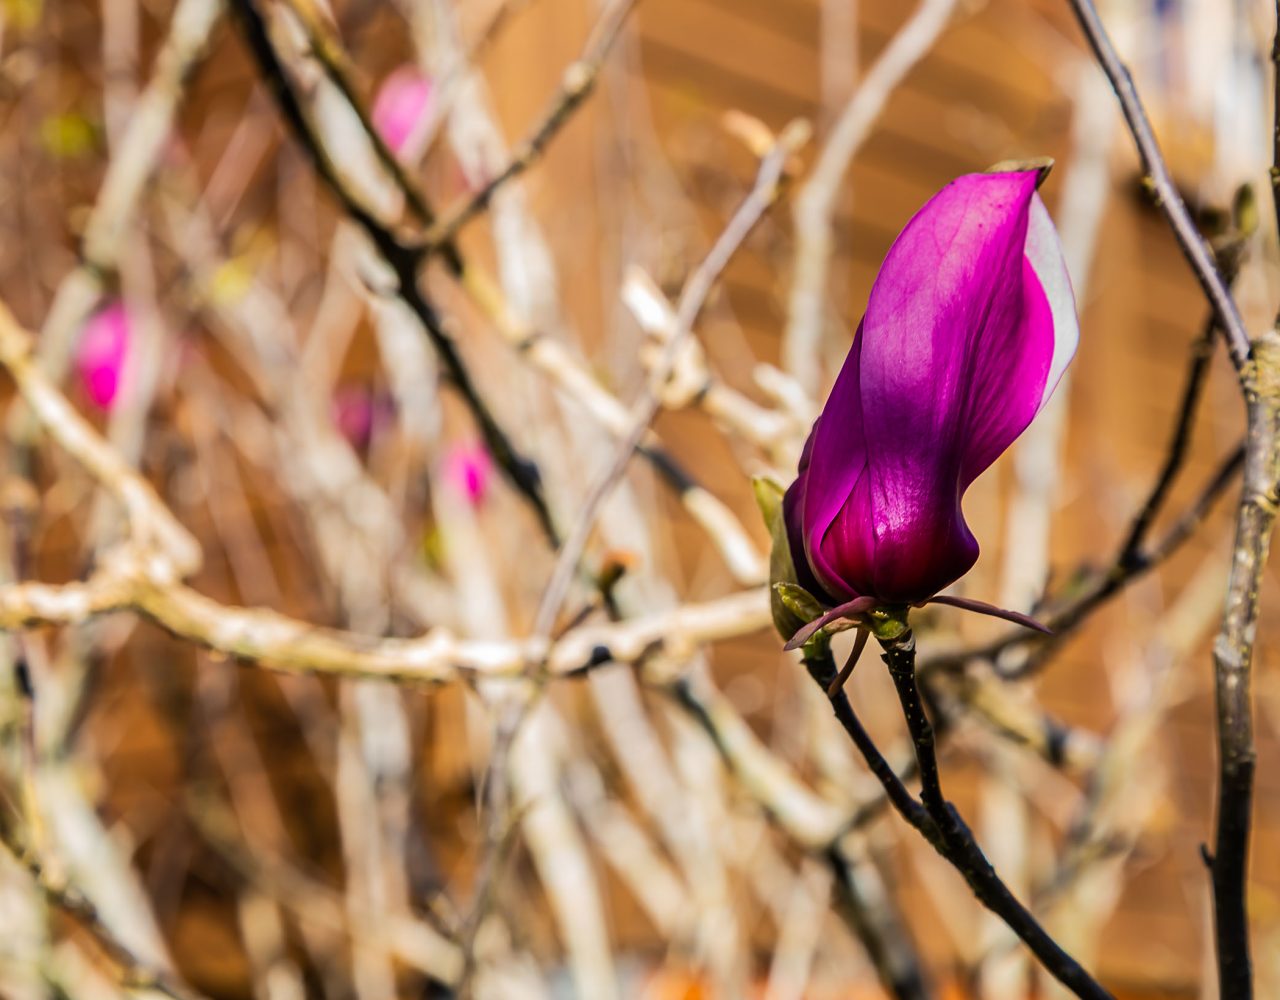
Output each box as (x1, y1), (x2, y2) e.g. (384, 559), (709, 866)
(332, 385), (376, 451)
(443, 443), (493, 507)
(372, 67), (433, 156)
(75, 301), (131, 410)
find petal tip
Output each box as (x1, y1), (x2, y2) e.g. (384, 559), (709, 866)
(984, 156), (1054, 189)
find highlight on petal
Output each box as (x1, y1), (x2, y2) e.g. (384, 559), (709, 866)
(75, 301), (131, 411)
(372, 67), (434, 156)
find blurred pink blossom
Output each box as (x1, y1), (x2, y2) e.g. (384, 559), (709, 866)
(331, 385), (394, 452)
(372, 67), (433, 155)
(75, 301), (131, 410)
(443, 443), (492, 506)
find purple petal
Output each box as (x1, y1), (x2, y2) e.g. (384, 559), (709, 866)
(925, 594), (1052, 634)
(805, 171), (1071, 603)
(75, 301), (131, 411)
(782, 425), (842, 605)
(796, 322), (873, 601)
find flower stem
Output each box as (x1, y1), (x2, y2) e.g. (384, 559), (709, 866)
(804, 639), (1112, 1000)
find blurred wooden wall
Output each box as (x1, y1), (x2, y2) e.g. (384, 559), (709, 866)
(575, 0), (1266, 995)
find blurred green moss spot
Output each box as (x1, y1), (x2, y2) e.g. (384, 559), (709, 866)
(39, 110), (98, 160)
(2, 0), (42, 30)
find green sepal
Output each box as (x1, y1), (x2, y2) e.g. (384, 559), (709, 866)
(754, 475), (813, 640)
(752, 475), (785, 525)
(863, 605), (910, 643)
(773, 582), (824, 625)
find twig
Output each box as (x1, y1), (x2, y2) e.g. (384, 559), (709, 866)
(1118, 238), (1245, 561)
(622, 268), (802, 464)
(0, 300), (201, 575)
(0, 314), (772, 680)
(1202, 346), (1280, 999)
(274, 0), (446, 236)
(0, 831), (205, 1000)
(461, 263), (767, 583)
(509, 705), (619, 999)
(804, 641), (1113, 1000)
(227, 0), (559, 543)
(32, 0), (222, 379)
(0, 566), (770, 685)
(825, 848), (932, 1000)
(784, 0), (956, 394)
(531, 121), (809, 640)
(421, 0), (641, 248)
(1064, 0), (1251, 372)
(240, 0), (768, 585)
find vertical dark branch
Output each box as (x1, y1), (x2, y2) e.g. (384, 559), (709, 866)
(1207, 356), (1280, 1000)
(804, 643), (1113, 1000)
(1198, 10), (1280, 1000)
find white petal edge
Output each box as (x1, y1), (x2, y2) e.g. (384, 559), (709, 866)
(1025, 193), (1079, 411)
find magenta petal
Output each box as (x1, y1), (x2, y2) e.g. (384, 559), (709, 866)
(798, 322), (872, 601)
(443, 443), (493, 506)
(925, 594), (1052, 634)
(856, 172), (1049, 596)
(780, 169), (1078, 610)
(372, 67), (433, 155)
(782, 427), (841, 605)
(800, 171), (1072, 605)
(75, 301), (131, 411)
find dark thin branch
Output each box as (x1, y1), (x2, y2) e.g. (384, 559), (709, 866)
(422, 0), (641, 249)
(1118, 322), (1222, 564)
(257, 0), (755, 570)
(805, 642), (1113, 1000)
(1205, 361), (1280, 1000)
(275, 0), (468, 274)
(1117, 234), (1244, 560)
(1064, 0), (1251, 371)
(1200, 7), (1280, 987)
(227, 0), (559, 544)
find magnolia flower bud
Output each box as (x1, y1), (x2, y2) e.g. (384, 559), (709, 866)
(783, 168), (1078, 614)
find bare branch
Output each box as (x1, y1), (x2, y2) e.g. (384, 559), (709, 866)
(1064, 0), (1252, 371)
